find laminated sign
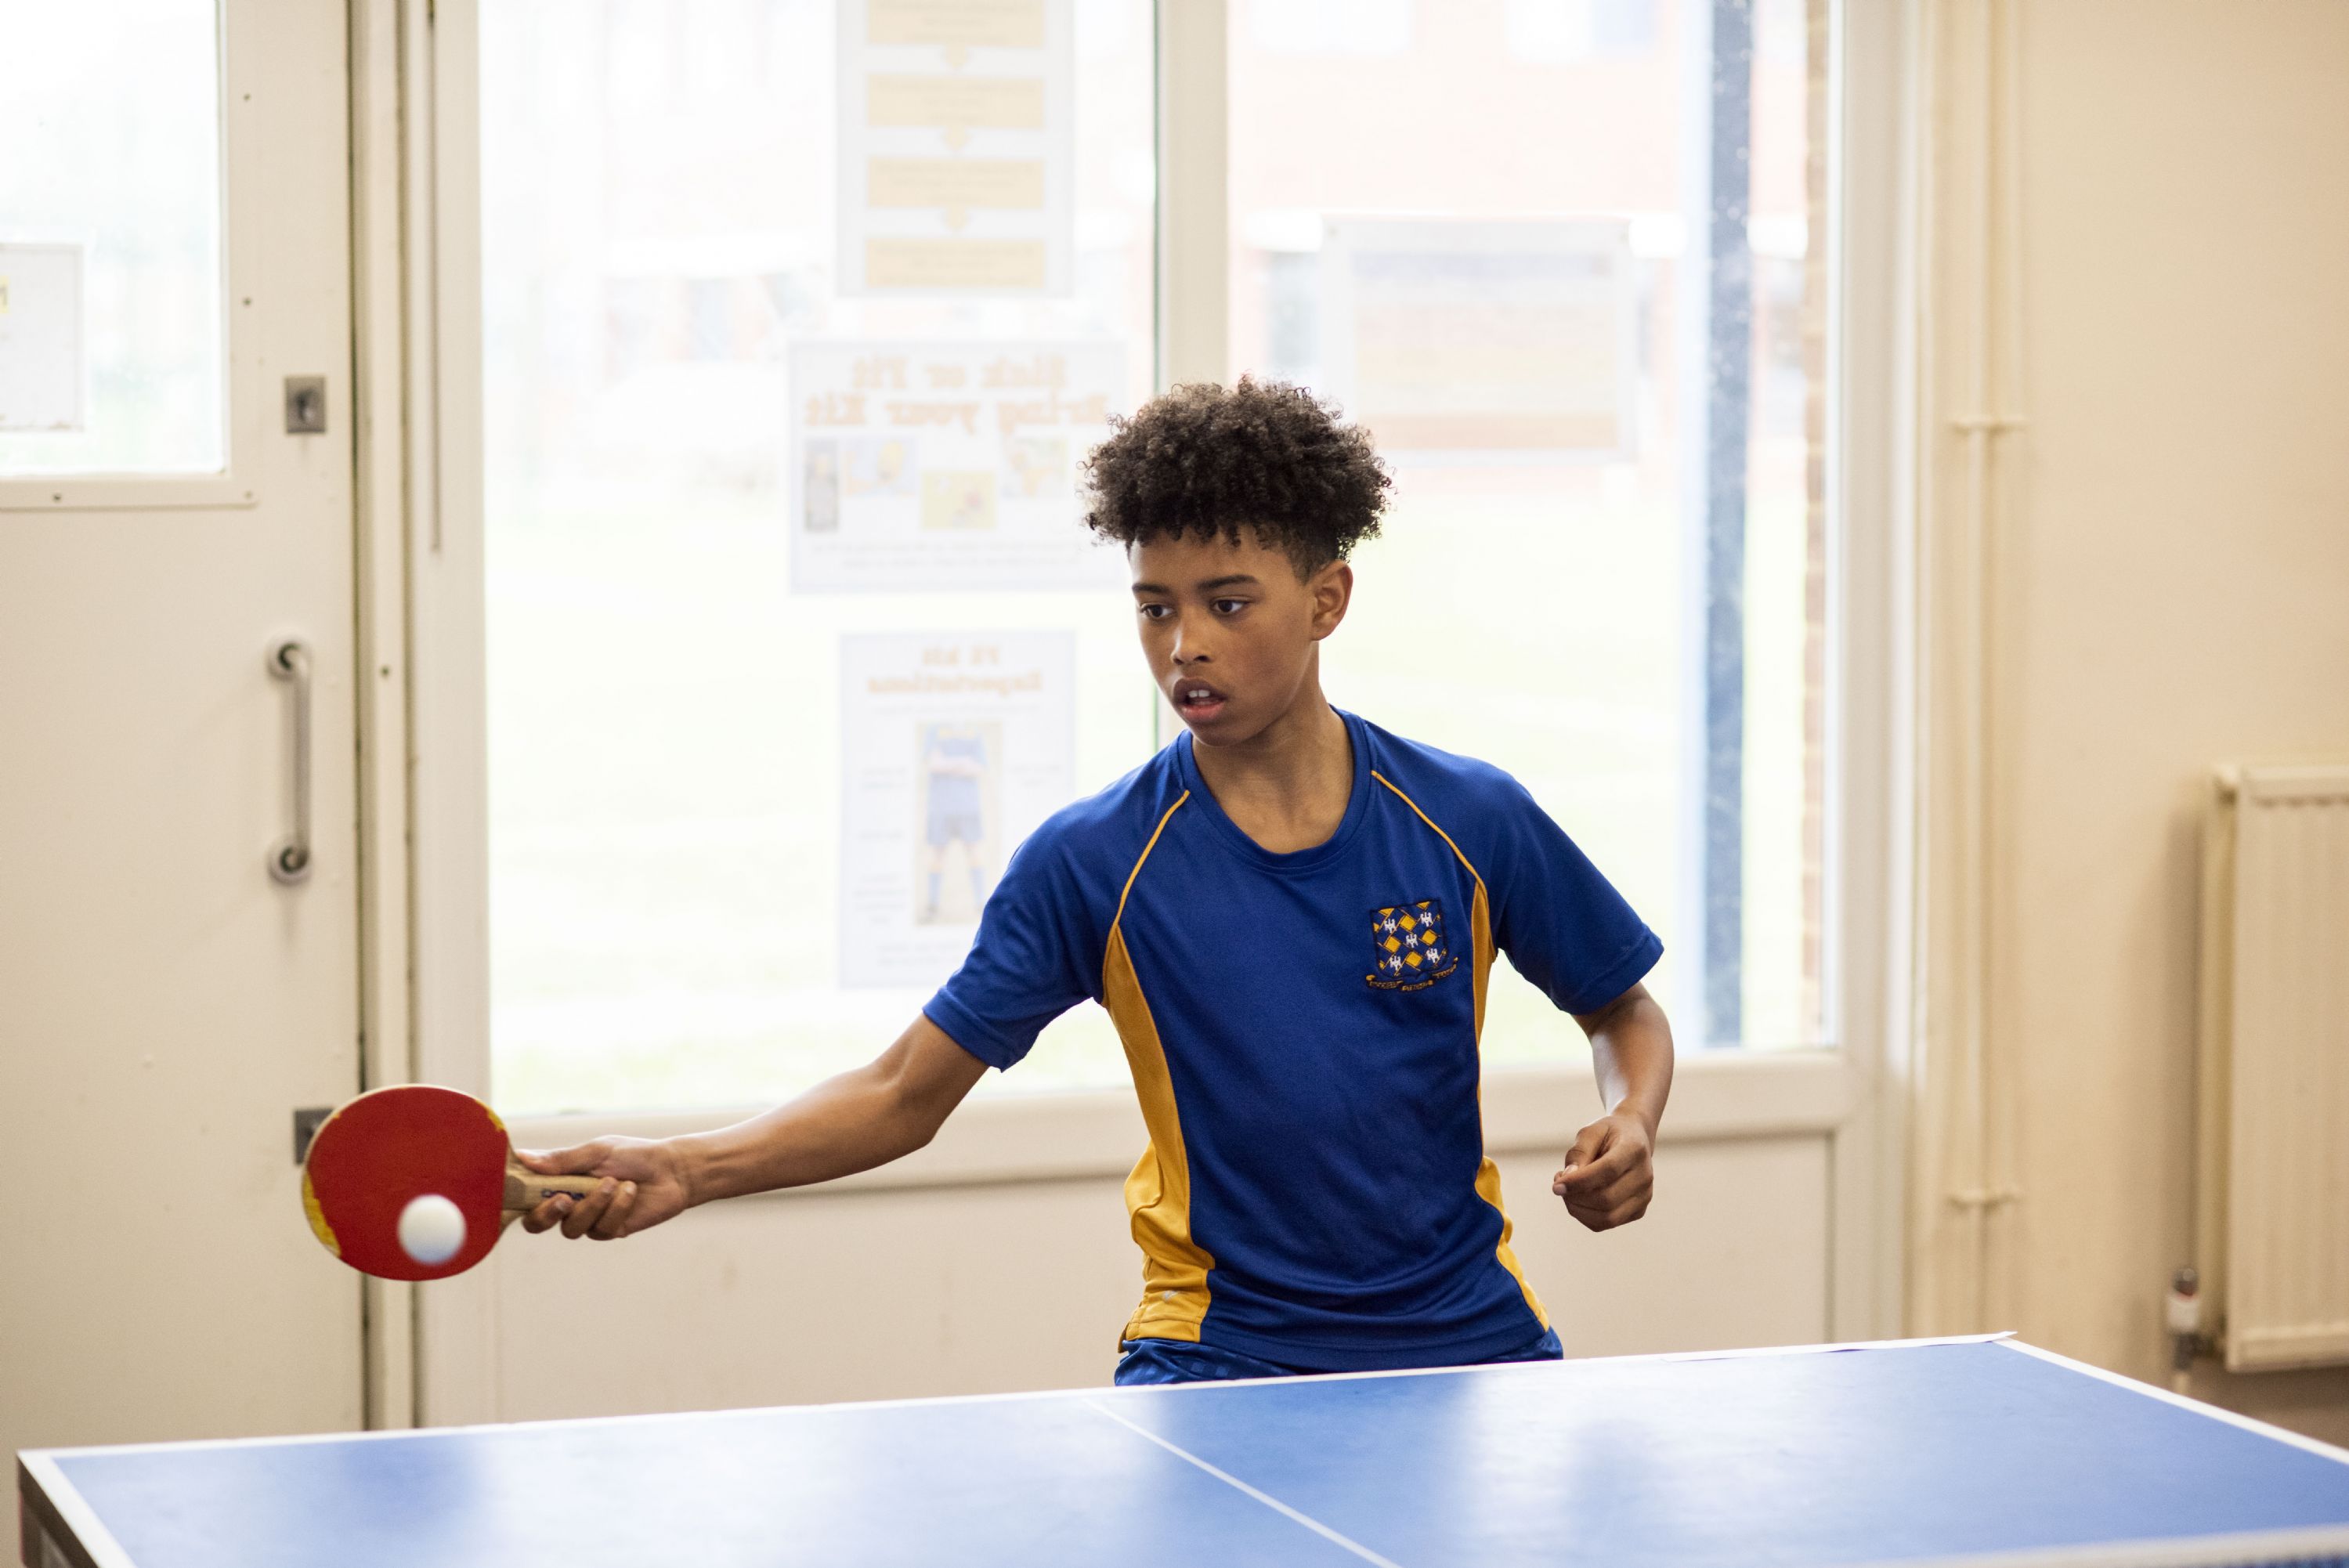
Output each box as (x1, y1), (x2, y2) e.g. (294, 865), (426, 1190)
(837, 630), (1075, 988)
(837, 0), (1074, 296)
(0, 243), (85, 432)
(1321, 219), (1636, 462)
(790, 338), (1125, 592)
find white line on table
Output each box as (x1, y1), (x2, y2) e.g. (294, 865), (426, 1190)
(1081, 1398), (1406, 1568)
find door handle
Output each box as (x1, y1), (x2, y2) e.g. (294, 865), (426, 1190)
(267, 638), (313, 885)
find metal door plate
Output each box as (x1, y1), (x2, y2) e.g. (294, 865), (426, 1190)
(284, 376), (327, 434)
(293, 1105), (333, 1163)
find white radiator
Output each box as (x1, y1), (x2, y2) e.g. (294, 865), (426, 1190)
(2196, 764), (2349, 1371)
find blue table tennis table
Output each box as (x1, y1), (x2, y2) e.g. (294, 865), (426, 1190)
(20, 1336), (2349, 1568)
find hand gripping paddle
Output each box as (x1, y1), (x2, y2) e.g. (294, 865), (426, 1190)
(300, 1085), (600, 1281)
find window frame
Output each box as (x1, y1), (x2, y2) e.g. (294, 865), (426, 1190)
(370, 0), (1922, 1403)
(0, 1), (271, 511)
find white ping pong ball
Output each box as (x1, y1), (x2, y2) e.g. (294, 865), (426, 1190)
(398, 1194), (467, 1267)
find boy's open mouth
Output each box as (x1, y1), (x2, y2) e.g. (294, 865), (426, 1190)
(1173, 680), (1228, 720)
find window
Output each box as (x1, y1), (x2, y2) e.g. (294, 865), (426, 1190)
(481, 0), (1830, 1115)
(1504, 0), (1661, 62)
(1227, 0), (1827, 1056)
(0, 2), (224, 475)
(482, 0), (1157, 1112)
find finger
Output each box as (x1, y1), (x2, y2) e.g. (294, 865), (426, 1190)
(1576, 1166), (1653, 1212)
(1559, 1139), (1639, 1194)
(1555, 1125), (1611, 1193)
(1559, 1122), (1610, 1178)
(1591, 1195), (1651, 1229)
(590, 1180), (638, 1241)
(560, 1178), (618, 1239)
(521, 1194), (573, 1234)
(519, 1143), (605, 1176)
(1568, 1165), (1651, 1209)
(1568, 1192), (1653, 1231)
(562, 1182), (615, 1239)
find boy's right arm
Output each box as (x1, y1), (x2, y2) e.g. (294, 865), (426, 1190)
(515, 1013), (988, 1241)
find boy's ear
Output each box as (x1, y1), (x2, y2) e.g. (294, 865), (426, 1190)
(1308, 560), (1353, 641)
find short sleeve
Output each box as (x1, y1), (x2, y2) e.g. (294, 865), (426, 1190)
(923, 832), (1100, 1070)
(1484, 776), (1662, 1015)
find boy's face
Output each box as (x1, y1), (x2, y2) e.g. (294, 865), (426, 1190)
(1129, 528), (1352, 746)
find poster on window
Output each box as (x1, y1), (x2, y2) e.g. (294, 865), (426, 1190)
(838, 630), (1075, 989)
(790, 338), (1125, 592)
(836, 0), (1074, 296)
(0, 243), (85, 432)
(1320, 219), (1635, 462)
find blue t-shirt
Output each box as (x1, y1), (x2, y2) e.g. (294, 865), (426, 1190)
(923, 710), (1662, 1371)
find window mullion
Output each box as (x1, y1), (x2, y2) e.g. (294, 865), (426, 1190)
(1155, 0), (1229, 390)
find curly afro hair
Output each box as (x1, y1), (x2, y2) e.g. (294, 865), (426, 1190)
(1079, 377), (1390, 577)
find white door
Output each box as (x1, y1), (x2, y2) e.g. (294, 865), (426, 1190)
(0, 0), (363, 1458)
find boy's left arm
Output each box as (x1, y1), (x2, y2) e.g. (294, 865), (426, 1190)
(1554, 981), (1675, 1230)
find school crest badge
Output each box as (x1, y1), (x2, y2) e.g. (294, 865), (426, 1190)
(1367, 899), (1457, 991)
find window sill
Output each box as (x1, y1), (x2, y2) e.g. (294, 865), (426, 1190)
(504, 1049), (1856, 1199)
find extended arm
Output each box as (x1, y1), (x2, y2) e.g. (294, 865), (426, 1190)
(517, 1013), (988, 1241)
(1552, 980), (1675, 1231)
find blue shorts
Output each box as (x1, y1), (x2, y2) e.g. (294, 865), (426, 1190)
(927, 810), (982, 847)
(1113, 1324), (1564, 1386)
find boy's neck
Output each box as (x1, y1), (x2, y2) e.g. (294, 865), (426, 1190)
(1187, 681), (1353, 854)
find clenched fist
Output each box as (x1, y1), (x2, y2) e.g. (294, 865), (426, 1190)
(1552, 1111), (1655, 1232)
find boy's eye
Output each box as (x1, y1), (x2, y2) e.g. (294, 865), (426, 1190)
(1212, 598), (1248, 615)
(1138, 603), (1171, 620)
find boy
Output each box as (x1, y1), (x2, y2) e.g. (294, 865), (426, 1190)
(523, 378), (1675, 1383)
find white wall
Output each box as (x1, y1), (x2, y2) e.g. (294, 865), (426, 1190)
(1910, 0), (2349, 1445)
(461, 1056), (1845, 1422)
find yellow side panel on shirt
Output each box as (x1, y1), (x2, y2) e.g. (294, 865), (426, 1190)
(1105, 791), (1213, 1343)
(1105, 925), (1215, 1342)
(1375, 772), (1550, 1331)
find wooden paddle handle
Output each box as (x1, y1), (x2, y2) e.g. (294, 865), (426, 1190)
(504, 1169), (607, 1212)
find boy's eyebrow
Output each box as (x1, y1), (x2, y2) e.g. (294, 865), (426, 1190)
(1128, 574), (1261, 596)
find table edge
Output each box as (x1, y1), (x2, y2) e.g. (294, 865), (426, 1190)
(19, 1453), (135, 1568)
(16, 1333), (2022, 1465)
(1996, 1339), (2349, 1469)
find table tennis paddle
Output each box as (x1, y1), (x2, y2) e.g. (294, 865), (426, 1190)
(300, 1084), (601, 1281)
